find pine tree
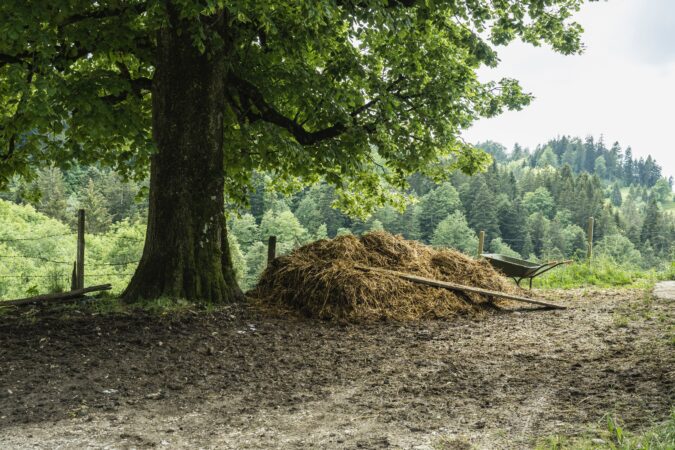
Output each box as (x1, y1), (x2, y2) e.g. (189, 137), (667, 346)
(640, 198), (669, 254)
(594, 155), (607, 179)
(511, 143), (525, 160)
(467, 181), (500, 244)
(498, 198), (527, 253)
(248, 172), (267, 223)
(610, 184), (622, 207)
(607, 141), (622, 180)
(623, 147), (634, 185)
(527, 212), (549, 257)
(35, 166), (71, 225)
(536, 146), (559, 168)
(79, 179), (113, 233)
(520, 230), (535, 260)
(97, 170), (142, 223)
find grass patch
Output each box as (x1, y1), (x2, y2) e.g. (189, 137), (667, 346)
(531, 258), (672, 289)
(662, 198), (675, 214)
(537, 410), (675, 449)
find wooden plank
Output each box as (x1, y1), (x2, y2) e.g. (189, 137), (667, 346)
(2, 284), (112, 306)
(354, 265), (566, 310)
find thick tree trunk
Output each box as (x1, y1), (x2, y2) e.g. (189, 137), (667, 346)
(123, 13), (242, 303)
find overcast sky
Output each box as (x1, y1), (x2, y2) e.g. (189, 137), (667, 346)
(462, 0), (675, 180)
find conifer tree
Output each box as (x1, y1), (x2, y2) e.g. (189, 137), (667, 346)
(79, 179), (113, 233)
(527, 212), (549, 257)
(594, 155), (607, 179)
(640, 198), (666, 254)
(610, 184), (623, 207)
(35, 167), (71, 225)
(498, 198), (527, 254)
(468, 181), (500, 243)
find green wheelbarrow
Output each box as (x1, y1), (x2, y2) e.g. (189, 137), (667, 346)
(481, 253), (573, 289)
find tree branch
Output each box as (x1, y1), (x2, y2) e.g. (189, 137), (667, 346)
(228, 74), (410, 145)
(228, 74), (347, 145)
(115, 62), (152, 96)
(58, 3), (148, 28)
(1, 70), (35, 161)
(337, 0), (417, 8)
(0, 52), (31, 68)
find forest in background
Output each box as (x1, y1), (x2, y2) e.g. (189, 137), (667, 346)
(1, 135), (673, 299)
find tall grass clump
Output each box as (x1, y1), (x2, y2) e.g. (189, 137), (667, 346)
(537, 409), (675, 449)
(531, 256), (670, 289)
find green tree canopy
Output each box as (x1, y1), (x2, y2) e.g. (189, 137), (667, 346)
(431, 210), (478, 255)
(79, 178), (113, 233)
(228, 213), (259, 247)
(416, 182), (462, 242)
(259, 209), (309, 254)
(523, 186), (555, 219)
(0, 0), (589, 302)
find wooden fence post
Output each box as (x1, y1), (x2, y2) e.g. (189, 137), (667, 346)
(71, 262), (77, 291)
(478, 230), (485, 257)
(76, 209), (85, 289)
(267, 235), (277, 267)
(586, 216), (594, 262)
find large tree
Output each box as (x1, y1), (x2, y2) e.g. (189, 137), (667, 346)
(0, 0), (587, 302)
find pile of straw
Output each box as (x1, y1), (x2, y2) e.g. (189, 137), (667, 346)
(253, 231), (519, 321)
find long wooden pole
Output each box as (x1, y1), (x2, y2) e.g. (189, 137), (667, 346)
(77, 209), (85, 289)
(478, 230), (485, 256)
(355, 265), (566, 310)
(3, 284), (112, 306)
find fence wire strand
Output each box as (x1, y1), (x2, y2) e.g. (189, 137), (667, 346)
(0, 233), (75, 243)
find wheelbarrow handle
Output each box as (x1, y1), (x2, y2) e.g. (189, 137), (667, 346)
(529, 260), (573, 278)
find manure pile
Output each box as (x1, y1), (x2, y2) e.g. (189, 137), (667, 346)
(253, 231), (519, 321)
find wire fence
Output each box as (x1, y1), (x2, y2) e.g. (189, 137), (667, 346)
(0, 221), (144, 299)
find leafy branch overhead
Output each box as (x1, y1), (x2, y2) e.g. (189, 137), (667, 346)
(1, 0), (588, 213)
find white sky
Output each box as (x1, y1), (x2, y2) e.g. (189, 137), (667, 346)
(462, 0), (675, 180)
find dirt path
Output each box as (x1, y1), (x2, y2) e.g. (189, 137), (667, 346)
(654, 281), (675, 301)
(0, 288), (673, 449)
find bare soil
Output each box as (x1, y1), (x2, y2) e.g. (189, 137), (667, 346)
(0, 287), (673, 449)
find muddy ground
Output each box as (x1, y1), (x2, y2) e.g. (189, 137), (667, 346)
(0, 287), (673, 449)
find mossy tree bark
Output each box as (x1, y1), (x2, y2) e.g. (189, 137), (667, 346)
(123, 11), (242, 303)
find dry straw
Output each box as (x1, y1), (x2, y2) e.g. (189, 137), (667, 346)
(252, 231), (520, 321)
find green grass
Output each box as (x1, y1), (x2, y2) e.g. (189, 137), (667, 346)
(537, 410), (675, 450)
(663, 198), (675, 215)
(531, 258), (673, 289)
